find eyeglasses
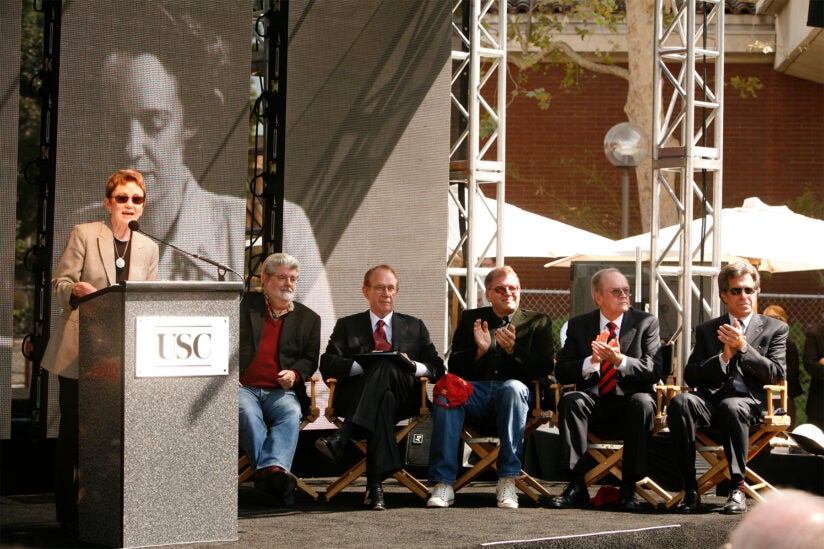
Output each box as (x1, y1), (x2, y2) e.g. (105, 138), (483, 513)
(111, 195), (145, 205)
(604, 288), (632, 298)
(492, 285), (520, 295)
(275, 275), (298, 284)
(726, 286), (756, 296)
(371, 285), (397, 294)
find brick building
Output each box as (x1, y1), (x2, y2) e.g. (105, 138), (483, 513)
(494, 3), (824, 300)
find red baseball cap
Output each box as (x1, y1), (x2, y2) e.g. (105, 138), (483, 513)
(433, 373), (474, 408)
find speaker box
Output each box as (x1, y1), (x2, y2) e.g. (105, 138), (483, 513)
(404, 416), (433, 468)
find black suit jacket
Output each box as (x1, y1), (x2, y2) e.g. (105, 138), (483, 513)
(556, 308), (662, 395)
(239, 292), (321, 414)
(319, 310), (445, 416)
(685, 313), (787, 409)
(448, 307), (554, 385)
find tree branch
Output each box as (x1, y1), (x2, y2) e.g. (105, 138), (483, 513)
(547, 40), (630, 81)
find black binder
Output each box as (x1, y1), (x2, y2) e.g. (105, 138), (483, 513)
(352, 351), (416, 374)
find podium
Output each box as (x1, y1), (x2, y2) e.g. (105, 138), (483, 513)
(76, 281), (243, 548)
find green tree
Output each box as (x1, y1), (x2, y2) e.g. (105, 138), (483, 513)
(508, 1), (667, 233)
(14, 2), (44, 336)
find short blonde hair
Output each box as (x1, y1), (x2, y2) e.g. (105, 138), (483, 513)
(106, 169), (146, 198)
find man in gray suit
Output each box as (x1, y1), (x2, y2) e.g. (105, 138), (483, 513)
(551, 268), (662, 511)
(668, 261), (787, 515)
(238, 253), (321, 506)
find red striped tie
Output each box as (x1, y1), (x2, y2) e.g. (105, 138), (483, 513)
(598, 322), (618, 396)
(373, 319), (391, 351)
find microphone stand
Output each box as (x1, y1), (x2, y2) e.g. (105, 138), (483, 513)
(129, 222), (243, 282)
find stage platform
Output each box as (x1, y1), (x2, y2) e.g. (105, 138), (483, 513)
(2, 478), (744, 548)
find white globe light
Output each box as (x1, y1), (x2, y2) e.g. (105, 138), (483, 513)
(604, 122), (649, 167)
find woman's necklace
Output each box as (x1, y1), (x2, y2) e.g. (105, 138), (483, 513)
(114, 237), (130, 269)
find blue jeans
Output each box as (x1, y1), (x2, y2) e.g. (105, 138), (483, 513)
(428, 379), (530, 484)
(238, 385), (302, 472)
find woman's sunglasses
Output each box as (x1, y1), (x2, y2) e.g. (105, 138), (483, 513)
(111, 195), (145, 205)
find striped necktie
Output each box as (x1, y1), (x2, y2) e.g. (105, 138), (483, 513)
(598, 322), (618, 396)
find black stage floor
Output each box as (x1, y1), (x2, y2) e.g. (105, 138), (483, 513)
(2, 479), (744, 548)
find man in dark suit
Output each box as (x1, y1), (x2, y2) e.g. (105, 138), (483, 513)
(550, 268), (662, 511)
(668, 261), (787, 515)
(316, 264), (445, 510)
(427, 265), (553, 509)
(238, 253), (321, 506)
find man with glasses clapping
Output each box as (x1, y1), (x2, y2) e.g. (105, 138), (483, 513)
(667, 261), (787, 515)
(427, 266), (554, 509)
(550, 267), (662, 512)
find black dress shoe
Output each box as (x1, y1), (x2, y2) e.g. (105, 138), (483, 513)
(722, 488), (747, 514)
(364, 482), (386, 511)
(254, 465), (278, 492)
(675, 489), (701, 514)
(548, 483), (589, 509)
(619, 483), (641, 512)
(266, 470), (297, 506)
(315, 432), (346, 463)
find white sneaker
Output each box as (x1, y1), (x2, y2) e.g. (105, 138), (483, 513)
(427, 482), (455, 508)
(496, 478), (518, 509)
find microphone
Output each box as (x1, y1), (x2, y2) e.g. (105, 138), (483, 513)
(128, 220), (243, 282)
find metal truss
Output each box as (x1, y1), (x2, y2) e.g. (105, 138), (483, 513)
(447, 0), (507, 348)
(20, 0), (64, 436)
(247, 0), (289, 289)
(651, 0), (725, 382)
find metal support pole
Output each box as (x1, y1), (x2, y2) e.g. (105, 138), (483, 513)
(621, 169), (630, 239)
(26, 0), (62, 435)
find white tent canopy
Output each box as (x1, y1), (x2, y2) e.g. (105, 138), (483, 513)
(448, 194), (615, 259)
(546, 197), (824, 273)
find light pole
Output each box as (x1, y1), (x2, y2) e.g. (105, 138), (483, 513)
(604, 122), (649, 238)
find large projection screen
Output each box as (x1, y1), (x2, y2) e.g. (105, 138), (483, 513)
(49, 1), (250, 435)
(1, 1), (22, 440)
(55, 1), (249, 281)
(46, 0), (449, 434)
(285, 1), (451, 425)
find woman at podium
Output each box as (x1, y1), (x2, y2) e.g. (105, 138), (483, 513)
(41, 168), (159, 533)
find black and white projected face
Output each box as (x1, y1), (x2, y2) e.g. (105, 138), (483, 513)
(102, 51), (191, 212)
(55, 0), (249, 281)
(52, 0), (452, 428)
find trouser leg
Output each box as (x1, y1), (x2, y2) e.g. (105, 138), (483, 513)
(56, 376), (78, 525)
(714, 396), (760, 480)
(667, 392), (712, 489)
(621, 392), (656, 480)
(558, 391), (595, 475)
(492, 380), (530, 479)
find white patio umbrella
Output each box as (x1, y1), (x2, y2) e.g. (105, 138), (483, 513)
(545, 197), (824, 273)
(448, 194), (615, 259)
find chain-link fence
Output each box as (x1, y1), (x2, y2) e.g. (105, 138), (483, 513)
(521, 289), (824, 340)
(520, 289), (824, 424)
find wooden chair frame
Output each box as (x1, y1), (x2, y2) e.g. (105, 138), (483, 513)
(641, 382), (791, 509)
(238, 377), (321, 500)
(453, 379), (556, 503)
(555, 383), (671, 504)
(319, 377), (430, 501)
